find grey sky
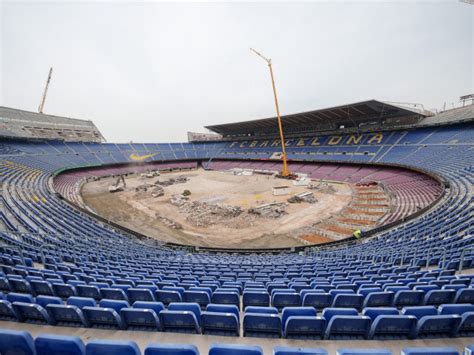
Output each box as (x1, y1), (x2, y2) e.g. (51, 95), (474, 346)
(1, 1), (472, 142)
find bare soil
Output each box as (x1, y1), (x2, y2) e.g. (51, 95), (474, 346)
(81, 169), (352, 248)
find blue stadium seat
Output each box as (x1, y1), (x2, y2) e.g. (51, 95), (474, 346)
(337, 350), (392, 355)
(101, 288), (129, 302)
(159, 310), (201, 334)
(0, 329), (35, 355)
(244, 306), (279, 314)
(243, 291), (270, 308)
(35, 295), (62, 308)
(168, 302), (201, 325)
(127, 288), (156, 303)
(369, 315), (417, 339)
(415, 314), (462, 338)
(202, 311), (239, 336)
(272, 292), (301, 310)
(155, 290), (182, 305)
(82, 306), (126, 329)
(401, 348), (459, 355)
(325, 314), (371, 340)
(0, 300), (19, 320)
(243, 312), (282, 338)
(393, 290), (424, 308)
(99, 299), (130, 313)
(302, 293), (332, 310)
(12, 302), (52, 324)
(209, 343), (263, 355)
(423, 290), (456, 306)
(86, 339), (140, 355)
(121, 307), (161, 330)
(455, 288), (474, 303)
(402, 306), (438, 319)
(457, 312), (474, 337)
(332, 294), (364, 310)
(363, 307), (399, 321)
(52, 283), (77, 298)
(211, 291), (240, 308)
(274, 346), (328, 355)
(132, 301), (165, 314)
(35, 333), (85, 355)
(184, 290), (211, 308)
(322, 307), (358, 321)
(363, 292), (394, 308)
(76, 285), (101, 300)
(30, 280), (55, 296)
(206, 304), (240, 320)
(145, 344), (199, 355)
(7, 292), (34, 303)
(46, 303), (88, 327)
(438, 303), (474, 315)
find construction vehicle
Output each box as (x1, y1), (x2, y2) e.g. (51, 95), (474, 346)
(108, 175), (126, 193)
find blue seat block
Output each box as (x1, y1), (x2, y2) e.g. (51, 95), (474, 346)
(206, 304), (239, 320)
(86, 339), (140, 355)
(415, 315), (462, 338)
(243, 313), (281, 338)
(369, 315), (417, 339)
(284, 316), (326, 339)
(6, 292), (34, 303)
(243, 291), (270, 308)
(67, 296), (96, 309)
(145, 344), (199, 355)
(101, 288), (129, 302)
(35, 333), (85, 355)
(244, 306), (278, 314)
(202, 311), (239, 336)
(272, 292), (301, 310)
(325, 315), (371, 340)
(209, 343), (263, 355)
(423, 290), (456, 306)
(82, 306), (125, 329)
(393, 290), (424, 307)
(133, 301), (165, 315)
(99, 299), (130, 313)
(457, 312), (474, 337)
(455, 288), (474, 303)
(155, 290), (182, 305)
(332, 294), (364, 310)
(337, 350), (391, 355)
(46, 304), (88, 327)
(159, 310), (201, 334)
(36, 295), (62, 308)
(0, 300), (19, 320)
(274, 346), (328, 355)
(439, 304), (474, 315)
(401, 347), (459, 355)
(0, 329), (35, 355)
(121, 308), (160, 331)
(12, 302), (52, 324)
(127, 288), (155, 303)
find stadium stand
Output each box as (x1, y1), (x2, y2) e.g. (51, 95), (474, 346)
(0, 102), (472, 351)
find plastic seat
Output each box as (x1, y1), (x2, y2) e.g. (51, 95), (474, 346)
(363, 307), (399, 321)
(202, 311), (239, 336)
(99, 299), (130, 313)
(402, 306), (437, 320)
(35, 333), (85, 355)
(155, 290), (182, 305)
(86, 339), (140, 355)
(6, 292), (34, 303)
(76, 285), (101, 300)
(145, 344), (199, 355)
(0, 329), (35, 355)
(401, 348), (459, 355)
(272, 292), (301, 310)
(438, 303), (474, 315)
(322, 307), (358, 322)
(302, 293), (332, 310)
(332, 294), (364, 310)
(274, 346), (328, 355)
(101, 288), (129, 302)
(282, 307), (325, 339)
(184, 290), (211, 308)
(159, 310), (200, 334)
(243, 291), (270, 308)
(415, 314), (462, 338)
(363, 292), (394, 308)
(423, 290), (456, 306)
(46, 303), (88, 327)
(52, 283), (76, 298)
(244, 306), (278, 314)
(12, 302), (52, 324)
(127, 288), (155, 303)
(35, 295), (62, 308)
(393, 290), (424, 308)
(209, 343), (263, 355)
(369, 315), (417, 339)
(455, 288), (474, 303)
(168, 302), (201, 326)
(211, 291), (240, 308)
(120, 307), (161, 331)
(337, 350), (391, 355)
(243, 312), (281, 338)
(0, 300), (19, 320)
(30, 280), (55, 296)
(132, 301), (165, 315)
(325, 315), (371, 339)
(206, 304), (240, 321)
(82, 306), (125, 329)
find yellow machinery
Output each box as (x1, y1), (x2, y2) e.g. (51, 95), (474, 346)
(250, 48), (290, 177)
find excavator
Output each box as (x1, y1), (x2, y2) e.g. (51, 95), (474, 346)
(108, 175), (126, 193)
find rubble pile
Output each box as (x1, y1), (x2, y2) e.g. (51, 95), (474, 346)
(151, 186), (164, 198)
(308, 182), (337, 194)
(248, 202), (288, 218)
(135, 183), (154, 192)
(179, 201), (243, 227)
(288, 191), (317, 204)
(155, 213), (183, 229)
(155, 175), (189, 187)
(170, 194), (190, 207)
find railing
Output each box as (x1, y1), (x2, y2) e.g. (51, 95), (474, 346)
(425, 246), (447, 269)
(0, 243), (25, 265)
(458, 246), (474, 273)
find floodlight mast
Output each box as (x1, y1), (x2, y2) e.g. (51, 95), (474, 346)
(250, 48), (290, 177)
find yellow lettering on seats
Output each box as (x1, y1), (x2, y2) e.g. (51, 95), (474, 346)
(259, 140), (269, 147)
(310, 137), (320, 146)
(368, 133), (383, 144)
(347, 135), (363, 145)
(240, 141), (248, 148)
(249, 141), (258, 148)
(296, 138), (306, 146)
(328, 136), (342, 145)
(271, 140), (281, 147)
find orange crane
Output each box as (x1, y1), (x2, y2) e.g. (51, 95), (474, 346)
(250, 48), (291, 178)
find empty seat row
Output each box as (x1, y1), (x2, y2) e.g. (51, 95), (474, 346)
(0, 328), (470, 355)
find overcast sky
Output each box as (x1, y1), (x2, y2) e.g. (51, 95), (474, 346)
(1, 1), (472, 142)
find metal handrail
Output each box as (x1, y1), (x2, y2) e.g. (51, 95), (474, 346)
(425, 246), (447, 269)
(0, 243), (25, 265)
(458, 246), (474, 273)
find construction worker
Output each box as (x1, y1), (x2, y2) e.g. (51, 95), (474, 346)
(353, 229), (362, 239)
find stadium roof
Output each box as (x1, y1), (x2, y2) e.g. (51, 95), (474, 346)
(205, 99), (425, 137)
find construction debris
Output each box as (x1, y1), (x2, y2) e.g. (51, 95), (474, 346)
(151, 186), (164, 198)
(155, 213), (182, 229)
(288, 191), (317, 204)
(248, 202), (288, 218)
(308, 182), (337, 194)
(154, 175), (189, 187)
(170, 194), (189, 207)
(140, 170), (160, 178)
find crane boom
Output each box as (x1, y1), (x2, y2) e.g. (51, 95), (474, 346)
(38, 67), (53, 114)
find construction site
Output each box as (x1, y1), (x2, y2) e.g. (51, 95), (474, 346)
(80, 167), (391, 248)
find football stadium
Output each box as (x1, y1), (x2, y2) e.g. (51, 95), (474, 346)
(0, 1), (473, 355)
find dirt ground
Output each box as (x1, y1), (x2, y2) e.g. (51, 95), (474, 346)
(81, 168), (352, 248)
